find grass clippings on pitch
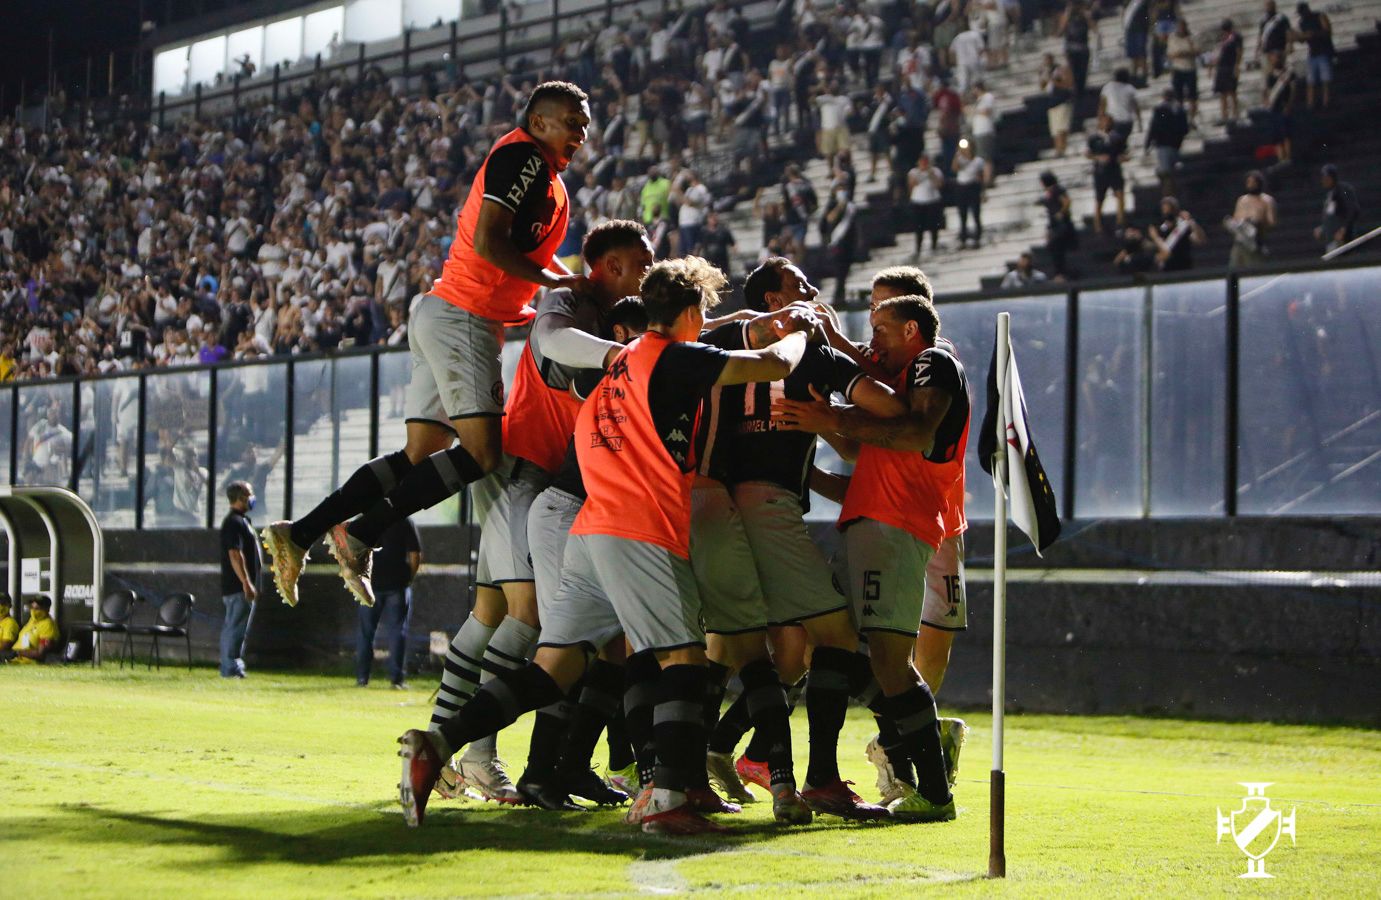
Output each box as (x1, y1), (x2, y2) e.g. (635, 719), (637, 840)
(4, 667), (1377, 897)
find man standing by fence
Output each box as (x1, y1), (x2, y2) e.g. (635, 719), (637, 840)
(221, 480), (261, 679)
(355, 516), (423, 688)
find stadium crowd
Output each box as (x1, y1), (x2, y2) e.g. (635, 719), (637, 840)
(0, 0), (1363, 383)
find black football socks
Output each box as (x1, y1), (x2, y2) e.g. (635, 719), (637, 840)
(739, 658), (795, 788)
(348, 443), (486, 548)
(803, 646), (853, 787)
(290, 450), (411, 549)
(885, 683), (952, 805)
(437, 663), (563, 760)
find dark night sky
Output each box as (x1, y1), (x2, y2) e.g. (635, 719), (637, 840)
(3, 0), (151, 106)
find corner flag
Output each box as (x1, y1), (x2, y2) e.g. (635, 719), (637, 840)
(977, 318), (1061, 554)
(978, 313), (1062, 879)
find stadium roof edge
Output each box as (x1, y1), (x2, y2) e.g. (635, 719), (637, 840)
(148, 0), (326, 52)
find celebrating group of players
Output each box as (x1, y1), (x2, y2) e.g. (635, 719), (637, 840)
(259, 81), (973, 836)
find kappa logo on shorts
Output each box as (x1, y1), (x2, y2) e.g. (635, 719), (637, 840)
(491, 380), (505, 406)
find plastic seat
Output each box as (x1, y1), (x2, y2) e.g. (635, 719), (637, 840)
(127, 593), (195, 671)
(67, 590), (137, 668)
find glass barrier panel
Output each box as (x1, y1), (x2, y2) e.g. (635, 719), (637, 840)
(0, 389), (12, 485)
(16, 383), (74, 488)
(1150, 280), (1227, 516)
(292, 356), (374, 523)
(374, 349), (455, 525)
(214, 362), (290, 525)
(1075, 287), (1146, 518)
(942, 296), (1069, 524)
(1238, 267), (1381, 514)
(77, 376), (140, 528)
(142, 369), (211, 528)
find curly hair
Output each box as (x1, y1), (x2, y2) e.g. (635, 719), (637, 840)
(639, 257), (726, 326)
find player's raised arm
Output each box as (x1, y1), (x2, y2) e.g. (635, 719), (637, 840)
(716, 319), (811, 386)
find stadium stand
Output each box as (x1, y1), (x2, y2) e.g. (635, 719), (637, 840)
(2, 0), (1378, 381)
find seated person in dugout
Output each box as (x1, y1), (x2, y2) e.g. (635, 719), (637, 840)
(0, 594), (18, 653)
(4, 597), (60, 664)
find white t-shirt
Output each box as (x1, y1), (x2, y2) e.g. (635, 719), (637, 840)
(972, 91), (997, 136)
(816, 94), (852, 131)
(956, 156), (986, 185)
(951, 30), (986, 69)
(678, 183), (711, 227)
(1100, 81), (1139, 124)
(768, 59), (792, 90)
(909, 167), (943, 203)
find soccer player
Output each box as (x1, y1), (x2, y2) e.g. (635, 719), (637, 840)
(861, 268), (970, 803)
(396, 257), (812, 833)
(700, 258), (906, 822)
(260, 81), (591, 608)
(430, 220), (655, 805)
(517, 297), (649, 810)
(773, 293), (967, 822)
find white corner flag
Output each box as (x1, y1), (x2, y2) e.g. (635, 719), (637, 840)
(976, 313), (1062, 879)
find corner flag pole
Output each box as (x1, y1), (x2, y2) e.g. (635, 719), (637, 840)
(989, 312), (1009, 879)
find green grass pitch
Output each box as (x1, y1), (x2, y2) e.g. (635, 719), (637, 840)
(5, 666), (1378, 897)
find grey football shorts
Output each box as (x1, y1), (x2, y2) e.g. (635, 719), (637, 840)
(404, 293), (505, 427)
(690, 481), (769, 635)
(538, 533), (705, 654)
(731, 481), (849, 627)
(922, 534), (968, 632)
(475, 459), (550, 586)
(840, 518), (937, 637)
(528, 486), (583, 621)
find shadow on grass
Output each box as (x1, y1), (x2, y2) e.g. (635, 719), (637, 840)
(47, 802), (881, 868)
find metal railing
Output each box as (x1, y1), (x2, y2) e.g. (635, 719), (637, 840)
(3, 257), (1379, 529)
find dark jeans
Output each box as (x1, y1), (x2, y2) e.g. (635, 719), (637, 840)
(220, 592), (253, 676)
(957, 183), (983, 243)
(356, 586), (412, 684)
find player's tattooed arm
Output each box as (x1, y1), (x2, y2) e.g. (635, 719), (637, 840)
(810, 466), (851, 504)
(772, 384), (946, 454)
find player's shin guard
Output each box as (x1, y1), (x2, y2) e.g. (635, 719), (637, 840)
(623, 651), (661, 788)
(349, 444), (486, 548)
(464, 616), (539, 762)
(739, 659), (795, 787)
(558, 659), (624, 779)
(652, 664), (711, 797)
(804, 646), (853, 787)
(886, 684), (951, 805)
(290, 450), (412, 549)
(605, 706), (636, 772)
(429, 614), (497, 730)
(437, 664), (563, 757)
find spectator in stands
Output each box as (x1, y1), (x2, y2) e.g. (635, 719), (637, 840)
(865, 82), (895, 181)
(1099, 68), (1142, 140)
(1258, 0), (1291, 68)
(1166, 19), (1200, 125)
(1225, 170), (1277, 268)
(823, 192), (860, 303)
(1123, 0), (1152, 83)
(1038, 171), (1079, 278)
(1087, 113), (1130, 233)
(953, 140), (986, 249)
(698, 211), (737, 275)
(1057, 0), (1096, 99)
(1001, 251), (1049, 288)
(1146, 88), (1190, 196)
(951, 24), (988, 93)
(0, 594), (17, 654)
(1113, 226), (1157, 274)
(1150, 0), (1177, 79)
(673, 170), (711, 257)
(1211, 19), (1244, 125)
(780, 165), (818, 251)
(970, 81), (998, 185)
(1041, 53), (1076, 157)
(1263, 55), (1298, 166)
(814, 81), (854, 162)
(933, 76), (965, 172)
(355, 516), (422, 689)
(1294, 3), (1334, 109)
(908, 155), (946, 259)
(219, 480), (260, 679)
(2, 598), (59, 664)
(1315, 164), (1362, 253)
(1151, 196), (1207, 270)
